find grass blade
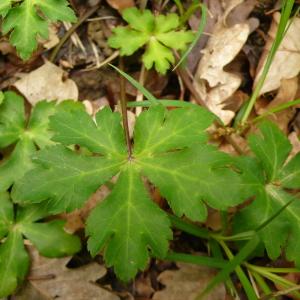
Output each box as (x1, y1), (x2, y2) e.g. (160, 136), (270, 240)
(173, 3), (207, 71)
(165, 252), (227, 268)
(127, 99), (197, 108)
(240, 0), (295, 125)
(109, 64), (159, 105)
(196, 236), (260, 300)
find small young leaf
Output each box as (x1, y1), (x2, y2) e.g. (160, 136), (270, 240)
(2, 0), (76, 60)
(108, 7), (194, 74)
(87, 165), (172, 281)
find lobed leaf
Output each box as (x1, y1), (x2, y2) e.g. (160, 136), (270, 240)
(108, 27), (149, 55)
(138, 144), (245, 221)
(122, 7), (155, 32)
(1, 0), (76, 60)
(133, 105), (214, 156)
(50, 107), (127, 157)
(14, 104), (248, 282)
(12, 145), (125, 212)
(108, 7), (195, 74)
(143, 39), (175, 74)
(234, 121), (300, 266)
(86, 165), (172, 281)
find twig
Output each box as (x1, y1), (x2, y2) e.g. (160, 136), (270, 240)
(49, 5), (100, 63)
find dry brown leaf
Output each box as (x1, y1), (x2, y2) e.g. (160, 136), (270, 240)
(14, 248), (119, 300)
(254, 12), (300, 95)
(288, 132), (300, 161)
(152, 263), (226, 300)
(193, 1), (250, 125)
(256, 77), (298, 132)
(106, 0), (135, 11)
(14, 61), (78, 106)
(39, 25), (60, 50)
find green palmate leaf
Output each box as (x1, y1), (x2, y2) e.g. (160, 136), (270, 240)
(234, 121), (300, 266)
(1, 0), (76, 60)
(0, 193), (80, 297)
(87, 165), (172, 281)
(0, 91), (82, 192)
(0, 231), (29, 298)
(108, 7), (194, 74)
(14, 104), (246, 280)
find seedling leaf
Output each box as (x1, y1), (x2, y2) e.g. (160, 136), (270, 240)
(108, 7), (194, 74)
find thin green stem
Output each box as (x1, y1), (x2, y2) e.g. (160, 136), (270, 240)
(220, 241), (259, 300)
(165, 252), (227, 268)
(252, 98), (300, 123)
(119, 59), (132, 158)
(49, 5), (99, 62)
(173, 3), (207, 70)
(127, 100), (196, 108)
(169, 214), (210, 239)
(251, 271), (273, 299)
